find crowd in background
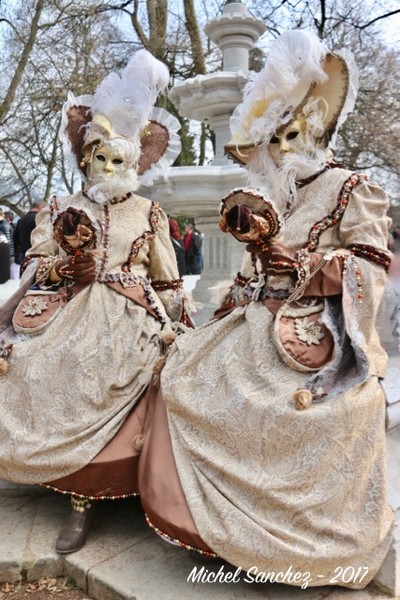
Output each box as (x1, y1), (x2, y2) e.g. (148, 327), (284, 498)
(168, 216), (203, 277)
(0, 201), (46, 284)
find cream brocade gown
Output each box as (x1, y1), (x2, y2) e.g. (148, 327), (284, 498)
(154, 167), (394, 588)
(0, 192), (180, 486)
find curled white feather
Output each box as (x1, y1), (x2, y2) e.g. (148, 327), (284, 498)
(90, 49), (170, 142)
(230, 30), (329, 144)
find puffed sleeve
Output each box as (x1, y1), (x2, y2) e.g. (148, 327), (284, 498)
(339, 177), (392, 377)
(21, 206), (60, 288)
(340, 177), (391, 252)
(148, 208), (184, 321)
(302, 177), (391, 299)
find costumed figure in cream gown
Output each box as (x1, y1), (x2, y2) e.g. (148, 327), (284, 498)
(137, 31), (394, 590)
(0, 49), (186, 554)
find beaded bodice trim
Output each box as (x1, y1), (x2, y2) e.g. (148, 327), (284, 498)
(301, 172), (391, 271)
(81, 189), (132, 206)
(348, 244), (391, 272)
(122, 201), (161, 271)
(303, 173), (366, 252)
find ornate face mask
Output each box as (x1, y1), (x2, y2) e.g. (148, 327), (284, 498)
(268, 118), (309, 167)
(83, 138), (141, 202)
(90, 142), (128, 181)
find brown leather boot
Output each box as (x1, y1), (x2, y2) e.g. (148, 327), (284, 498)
(55, 496), (99, 554)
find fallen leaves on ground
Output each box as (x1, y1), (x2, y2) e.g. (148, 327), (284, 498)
(0, 578), (92, 600)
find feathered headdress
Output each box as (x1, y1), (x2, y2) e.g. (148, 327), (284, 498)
(225, 30), (359, 165)
(61, 49), (181, 185)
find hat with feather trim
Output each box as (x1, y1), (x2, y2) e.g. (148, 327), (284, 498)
(61, 49), (181, 186)
(219, 187), (283, 243)
(225, 30), (358, 165)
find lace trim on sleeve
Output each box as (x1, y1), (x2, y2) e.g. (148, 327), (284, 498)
(123, 201), (161, 270)
(35, 256), (63, 288)
(21, 253), (48, 274)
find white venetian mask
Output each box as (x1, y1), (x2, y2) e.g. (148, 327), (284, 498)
(268, 119), (309, 168)
(90, 142), (128, 180)
(85, 138), (140, 202)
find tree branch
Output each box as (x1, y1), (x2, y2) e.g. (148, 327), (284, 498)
(184, 0), (206, 75)
(131, 0), (149, 48)
(357, 9), (400, 30)
(0, 0), (45, 125)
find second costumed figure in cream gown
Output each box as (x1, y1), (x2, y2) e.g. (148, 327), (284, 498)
(0, 49), (187, 554)
(136, 30), (394, 590)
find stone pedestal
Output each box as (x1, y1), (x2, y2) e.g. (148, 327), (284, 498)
(165, 2), (265, 312)
(205, 1), (266, 74)
(140, 164), (247, 322)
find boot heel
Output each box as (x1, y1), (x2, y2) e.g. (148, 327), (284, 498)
(55, 496), (100, 555)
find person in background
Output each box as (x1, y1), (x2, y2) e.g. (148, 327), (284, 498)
(4, 211), (15, 233)
(183, 223), (199, 274)
(4, 211), (19, 279)
(168, 217), (186, 277)
(0, 209), (12, 283)
(193, 227), (204, 274)
(0, 234), (10, 284)
(13, 202), (46, 268)
(0, 239), (10, 285)
(0, 209), (13, 249)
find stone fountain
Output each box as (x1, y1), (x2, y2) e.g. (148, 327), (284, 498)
(140, 0), (265, 322)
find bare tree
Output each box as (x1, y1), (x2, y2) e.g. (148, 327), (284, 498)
(0, 0), (399, 211)
(0, 0), (125, 212)
(0, 0), (45, 125)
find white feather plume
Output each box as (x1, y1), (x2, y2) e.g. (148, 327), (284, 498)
(209, 280), (235, 306)
(230, 30), (328, 145)
(90, 49), (170, 142)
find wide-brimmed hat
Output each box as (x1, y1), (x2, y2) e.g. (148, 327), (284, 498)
(225, 30), (358, 165)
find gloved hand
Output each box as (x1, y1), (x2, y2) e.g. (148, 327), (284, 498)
(246, 242), (297, 276)
(54, 254), (96, 284)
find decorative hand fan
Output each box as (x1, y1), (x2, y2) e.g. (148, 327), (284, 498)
(219, 188), (283, 244)
(53, 207), (97, 255)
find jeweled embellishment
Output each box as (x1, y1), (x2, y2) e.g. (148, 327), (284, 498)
(120, 271), (139, 288)
(22, 298), (49, 316)
(294, 316), (325, 346)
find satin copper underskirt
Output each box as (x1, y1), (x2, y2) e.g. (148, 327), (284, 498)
(45, 382), (212, 553)
(138, 386), (212, 554)
(45, 387), (150, 498)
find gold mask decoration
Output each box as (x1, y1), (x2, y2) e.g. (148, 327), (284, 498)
(268, 118), (309, 167)
(81, 140), (131, 185)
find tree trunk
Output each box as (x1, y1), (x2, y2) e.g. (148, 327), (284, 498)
(0, 0), (45, 125)
(184, 0), (206, 75)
